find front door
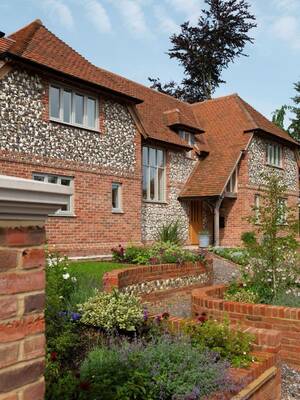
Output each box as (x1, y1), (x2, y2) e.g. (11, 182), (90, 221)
(189, 200), (202, 245)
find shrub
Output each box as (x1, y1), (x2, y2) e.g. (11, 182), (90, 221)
(111, 244), (126, 262)
(79, 289), (144, 332)
(211, 247), (249, 266)
(271, 289), (300, 307)
(224, 288), (259, 304)
(241, 231), (257, 247)
(124, 245), (151, 264)
(156, 220), (183, 245)
(79, 336), (236, 400)
(187, 318), (254, 368)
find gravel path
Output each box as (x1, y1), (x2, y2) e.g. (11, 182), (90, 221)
(281, 363), (300, 399)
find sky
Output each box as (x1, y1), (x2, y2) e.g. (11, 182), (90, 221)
(1, 0), (300, 123)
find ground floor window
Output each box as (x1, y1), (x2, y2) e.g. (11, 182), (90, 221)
(142, 146), (166, 202)
(32, 173), (74, 215)
(112, 183), (122, 212)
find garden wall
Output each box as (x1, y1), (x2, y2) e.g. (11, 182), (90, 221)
(153, 315), (281, 400)
(192, 284), (300, 367)
(103, 260), (213, 299)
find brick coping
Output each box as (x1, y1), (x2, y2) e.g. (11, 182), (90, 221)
(103, 260), (212, 292)
(192, 284), (300, 321)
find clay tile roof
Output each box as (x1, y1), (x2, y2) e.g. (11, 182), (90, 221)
(180, 94), (298, 198)
(0, 19), (203, 148)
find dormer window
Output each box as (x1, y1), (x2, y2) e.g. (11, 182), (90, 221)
(179, 130), (195, 157)
(49, 84), (98, 131)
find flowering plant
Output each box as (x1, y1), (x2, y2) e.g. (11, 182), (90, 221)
(79, 289), (144, 332)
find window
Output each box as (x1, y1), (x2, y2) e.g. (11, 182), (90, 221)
(112, 183), (122, 212)
(254, 194), (260, 223)
(225, 167), (238, 193)
(49, 84), (98, 130)
(267, 143), (282, 168)
(32, 173), (74, 215)
(142, 146), (165, 202)
(277, 198), (287, 224)
(179, 130), (195, 158)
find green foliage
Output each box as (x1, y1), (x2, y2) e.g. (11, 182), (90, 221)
(211, 247), (249, 266)
(156, 220), (183, 245)
(149, 0), (256, 102)
(272, 290), (300, 308)
(187, 318), (254, 368)
(272, 105), (290, 130)
(79, 336), (234, 400)
(241, 231), (257, 247)
(289, 81), (300, 142)
(79, 289), (144, 332)
(241, 173), (300, 303)
(224, 283), (259, 304)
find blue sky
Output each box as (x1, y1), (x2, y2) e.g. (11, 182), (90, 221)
(1, 0), (300, 122)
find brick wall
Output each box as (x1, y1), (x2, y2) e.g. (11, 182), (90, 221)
(0, 224), (46, 400)
(0, 156), (142, 256)
(192, 284), (300, 367)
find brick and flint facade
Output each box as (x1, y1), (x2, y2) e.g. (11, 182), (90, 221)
(0, 20), (299, 256)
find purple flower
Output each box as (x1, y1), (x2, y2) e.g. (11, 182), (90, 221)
(58, 311), (67, 318)
(71, 312), (81, 321)
(143, 309), (149, 321)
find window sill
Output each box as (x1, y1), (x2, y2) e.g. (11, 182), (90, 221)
(143, 200), (168, 205)
(112, 209), (124, 214)
(49, 118), (100, 134)
(48, 213), (77, 218)
(266, 163), (284, 170)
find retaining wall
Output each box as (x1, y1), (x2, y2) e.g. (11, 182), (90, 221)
(192, 284), (300, 367)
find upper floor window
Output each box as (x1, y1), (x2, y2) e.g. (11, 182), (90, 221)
(32, 173), (74, 215)
(142, 146), (165, 202)
(179, 130), (195, 158)
(112, 183), (122, 213)
(267, 143), (282, 168)
(49, 85), (98, 130)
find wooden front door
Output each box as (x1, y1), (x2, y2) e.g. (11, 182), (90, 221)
(189, 200), (202, 245)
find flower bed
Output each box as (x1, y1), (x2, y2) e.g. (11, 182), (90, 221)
(151, 314), (281, 400)
(192, 284), (300, 367)
(103, 260), (213, 299)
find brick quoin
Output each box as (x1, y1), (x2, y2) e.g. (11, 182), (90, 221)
(0, 225), (47, 400)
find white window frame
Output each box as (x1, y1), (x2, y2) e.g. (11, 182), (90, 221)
(49, 84), (99, 131)
(32, 173), (74, 216)
(142, 146), (166, 203)
(266, 142), (282, 168)
(179, 130), (195, 158)
(112, 183), (123, 213)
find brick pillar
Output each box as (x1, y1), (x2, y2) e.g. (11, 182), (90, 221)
(0, 224), (46, 400)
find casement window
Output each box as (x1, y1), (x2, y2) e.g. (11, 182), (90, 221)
(32, 173), (74, 215)
(225, 167), (238, 193)
(112, 183), (122, 212)
(254, 194), (260, 223)
(266, 143), (282, 168)
(49, 85), (98, 130)
(179, 130), (195, 158)
(142, 146), (166, 202)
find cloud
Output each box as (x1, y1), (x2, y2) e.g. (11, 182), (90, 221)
(273, 0), (299, 11)
(153, 5), (180, 34)
(113, 0), (150, 36)
(271, 16), (300, 49)
(43, 0), (74, 29)
(165, 0), (203, 24)
(84, 0), (112, 33)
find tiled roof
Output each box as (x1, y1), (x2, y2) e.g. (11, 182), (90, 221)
(180, 94), (298, 198)
(1, 21), (298, 197)
(0, 19), (201, 148)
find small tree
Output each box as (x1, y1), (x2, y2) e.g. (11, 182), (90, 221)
(242, 173), (299, 302)
(289, 80), (300, 142)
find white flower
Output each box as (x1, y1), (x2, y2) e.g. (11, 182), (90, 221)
(62, 273), (70, 280)
(71, 276), (77, 283)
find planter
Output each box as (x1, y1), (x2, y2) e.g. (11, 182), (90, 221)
(192, 284), (300, 367)
(199, 231), (210, 248)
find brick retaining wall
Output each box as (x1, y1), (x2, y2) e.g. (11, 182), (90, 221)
(103, 260), (213, 294)
(192, 284), (300, 366)
(0, 226), (46, 400)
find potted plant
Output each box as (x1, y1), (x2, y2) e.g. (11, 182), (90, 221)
(199, 229), (210, 248)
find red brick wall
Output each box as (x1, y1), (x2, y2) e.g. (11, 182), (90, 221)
(192, 284), (300, 367)
(0, 225), (46, 400)
(0, 154), (142, 256)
